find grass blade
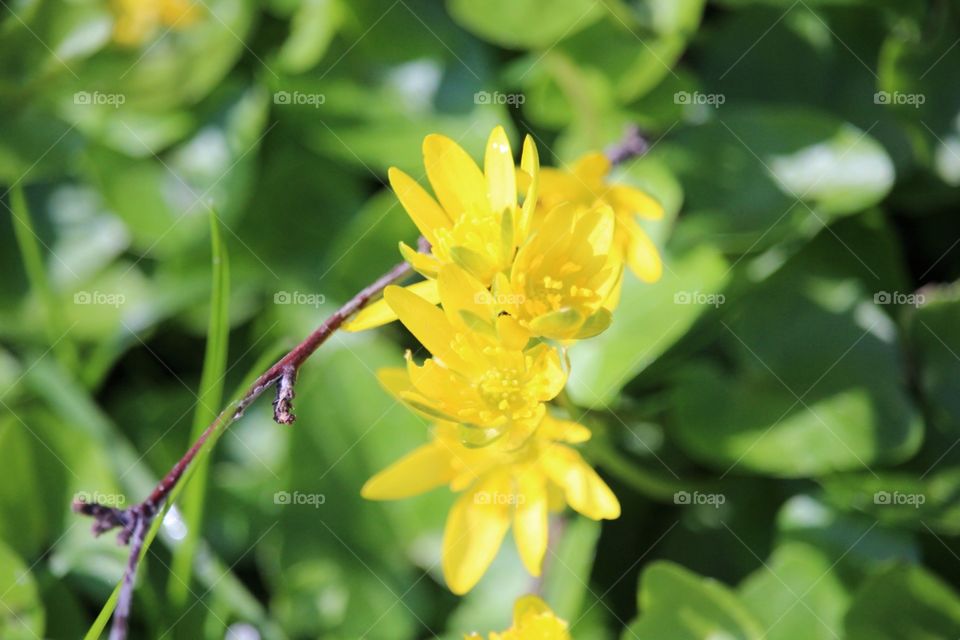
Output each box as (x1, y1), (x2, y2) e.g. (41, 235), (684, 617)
(10, 184), (78, 371)
(167, 212), (231, 608)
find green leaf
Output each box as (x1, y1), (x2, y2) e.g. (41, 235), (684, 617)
(0, 418), (45, 558)
(446, 0), (603, 48)
(624, 561), (763, 639)
(85, 84), (269, 256)
(542, 517), (601, 624)
(657, 108), (895, 253)
(738, 543), (849, 640)
(908, 284), (960, 434)
(776, 495), (918, 573)
(845, 564), (960, 639)
(820, 468), (960, 535)
(168, 213), (231, 607)
(878, 7), (960, 186)
(670, 216), (921, 477)
(274, 0), (343, 73)
(0, 541), (44, 640)
(568, 244), (729, 408)
(556, 0), (705, 103)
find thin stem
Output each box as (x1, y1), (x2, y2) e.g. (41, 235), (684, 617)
(75, 254), (415, 639)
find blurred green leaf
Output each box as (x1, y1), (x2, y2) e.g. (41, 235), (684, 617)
(446, 0), (603, 48)
(658, 108), (894, 253)
(777, 495), (918, 572)
(274, 0), (343, 73)
(568, 244), (729, 408)
(738, 542), (849, 640)
(624, 561), (763, 639)
(85, 83), (269, 255)
(820, 468), (960, 535)
(557, 0), (705, 103)
(0, 540), (45, 640)
(542, 517), (601, 625)
(908, 284), (960, 434)
(845, 564), (960, 639)
(0, 418), (45, 559)
(671, 215), (921, 476)
(878, 4), (960, 185)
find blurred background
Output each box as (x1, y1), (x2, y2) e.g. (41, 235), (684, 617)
(3, 0), (960, 638)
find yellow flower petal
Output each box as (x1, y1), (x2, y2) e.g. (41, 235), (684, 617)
(438, 264), (496, 329)
(388, 167), (452, 244)
(513, 470), (548, 576)
(528, 308), (584, 340)
(344, 279), (439, 332)
(607, 184), (664, 220)
(399, 241), (442, 279)
(377, 367), (412, 397)
(449, 245), (497, 284)
(622, 217), (663, 283)
(541, 446), (621, 520)
(495, 315), (531, 351)
(539, 415), (591, 444)
(423, 134), (487, 217)
(582, 204), (616, 258)
(384, 285), (469, 372)
(405, 356), (471, 417)
(572, 308), (613, 340)
(518, 135), (540, 241)
(526, 344), (567, 400)
(443, 473), (512, 594)
(361, 442), (455, 500)
(514, 594), (553, 620)
(485, 126), (517, 215)
(573, 152), (610, 187)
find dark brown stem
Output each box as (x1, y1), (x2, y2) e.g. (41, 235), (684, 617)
(74, 254), (416, 639)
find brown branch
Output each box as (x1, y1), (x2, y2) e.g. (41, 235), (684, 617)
(74, 253), (416, 639)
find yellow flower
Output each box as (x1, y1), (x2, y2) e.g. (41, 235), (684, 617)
(493, 203), (622, 341)
(538, 152), (664, 283)
(379, 278), (565, 446)
(362, 414), (620, 594)
(112, 0), (199, 46)
(390, 125), (540, 285)
(345, 125), (538, 334)
(466, 595), (571, 640)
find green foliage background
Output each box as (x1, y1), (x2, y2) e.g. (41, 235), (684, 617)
(2, 0), (960, 638)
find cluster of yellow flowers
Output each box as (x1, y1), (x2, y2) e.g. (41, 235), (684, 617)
(349, 126), (663, 604)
